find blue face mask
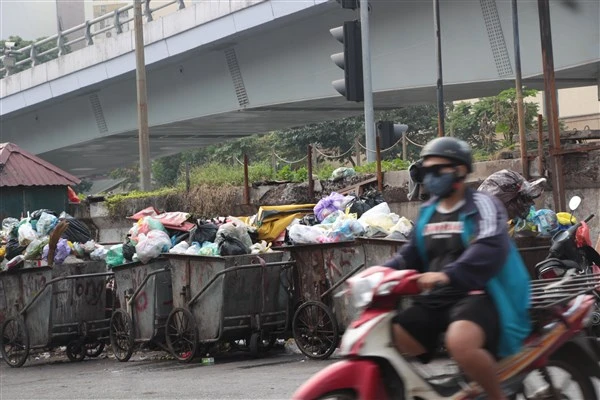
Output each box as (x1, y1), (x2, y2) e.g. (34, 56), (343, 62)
(423, 172), (457, 198)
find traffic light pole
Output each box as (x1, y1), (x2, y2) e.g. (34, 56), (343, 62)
(360, 0), (376, 162)
(134, 0), (151, 191)
(433, 0), (445, 137)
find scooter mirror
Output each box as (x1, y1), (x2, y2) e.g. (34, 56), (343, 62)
(568, 196), (582, 211)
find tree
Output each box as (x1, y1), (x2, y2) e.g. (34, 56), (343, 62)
(109, 164), (141, 191)
(446, 88), (540, 154)
(152, 153), (183, 188)
(1, 35), (69, 73)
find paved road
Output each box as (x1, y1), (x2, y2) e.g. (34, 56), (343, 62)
(0, 349), (334, 399)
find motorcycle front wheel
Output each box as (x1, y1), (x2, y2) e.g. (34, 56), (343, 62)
(315, 390), (356, 400)
(515, 359), (597, 400)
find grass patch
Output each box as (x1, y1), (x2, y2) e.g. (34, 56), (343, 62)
(105, 188), (180, 216)
(355, 159), (410, 174)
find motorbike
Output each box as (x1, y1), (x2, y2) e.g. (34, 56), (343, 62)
(536, 195), (600, 278)
(535, 196), (600, 330)
(293, 266), (600, 400)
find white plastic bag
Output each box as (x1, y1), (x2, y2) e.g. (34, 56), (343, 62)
(289, 224), (328, 244)
(250, 240), (273, 254)
(90, 246), (108, 261)
(135, 230), (172, 264)
(169, 241), (190, 254)
(185, 242), (201, 255)
(388, 217), (413, 237)
(18, 222), (37, 246)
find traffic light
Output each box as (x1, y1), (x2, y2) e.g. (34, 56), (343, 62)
(330, 20), (364, 102)
(377, 121), (409, 149)
(336, 0), (358, 9)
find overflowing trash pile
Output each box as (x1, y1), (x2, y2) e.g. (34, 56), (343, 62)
(0, 209), (97, 271)
(288, 191), (412, 244)
(103, 190), (416, 267)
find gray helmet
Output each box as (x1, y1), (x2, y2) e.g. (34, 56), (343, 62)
(420, 137), (473, 172)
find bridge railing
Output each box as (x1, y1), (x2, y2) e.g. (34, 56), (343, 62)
(0, 0), (186, 78)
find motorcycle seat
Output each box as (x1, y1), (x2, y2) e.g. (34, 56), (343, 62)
(535, 258), (580, 278)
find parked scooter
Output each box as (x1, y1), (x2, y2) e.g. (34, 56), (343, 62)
(535, 196), (600, 279)
(293, 267), (600, 400)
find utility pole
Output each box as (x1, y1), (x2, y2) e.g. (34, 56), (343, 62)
(512, 0), (528, 178)
(134, 0), (151, 191)
(433, 0), (445, 137)
(360, 0), (376, 162)
(537, 0), (566, 211)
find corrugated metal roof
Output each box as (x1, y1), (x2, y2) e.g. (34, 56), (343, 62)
(0, 142), (81, 187)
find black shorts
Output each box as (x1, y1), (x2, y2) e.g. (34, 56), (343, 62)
(392, 294), (499, 363)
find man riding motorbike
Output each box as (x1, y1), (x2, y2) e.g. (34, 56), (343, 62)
(381, 137), (531, 400)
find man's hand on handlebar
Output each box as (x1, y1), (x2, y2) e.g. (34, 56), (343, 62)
(409, 272), (450, 291)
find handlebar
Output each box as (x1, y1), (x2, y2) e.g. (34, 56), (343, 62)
(584, 214), (595, 223)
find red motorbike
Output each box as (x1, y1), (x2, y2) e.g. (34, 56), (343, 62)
(293, 267), (600, 400)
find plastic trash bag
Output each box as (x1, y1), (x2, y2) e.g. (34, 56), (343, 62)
(388, 217), (413, 239)
(82, 240), (97, 254)
(215, 222), (253, 250)
(199, 242), (219, 256)
(169, 241), (190, 254)
(6, 255), (25, 270)
(135, 230), (172, 264)
(31, 209), (57, 220)
(358, 203), (399, 237)
(61, 217), (92, 244)
(90, 246), (108, 261)
(136, 216), (167, 236)
(106, 244), (125, 267)
(24, 237), (49, 260)
(122, 241), (136, 261)
(6, 238), (26, 259)
(191, 222), (218, 244)
(42, 238), (71, 265)
(325, 219), (365, 242)
(2, 218), (19, 238)
(250, 241), (273, 254)
(36, 212), (58, 236)
(185, 242), (201, 255)
(533, 209), (559, 237)
(331, 167), (356, 181)
(218, 234), (250, 256)
(314, 192), (347, 222)
(72, 242), (85, 258)
(18, 222), (37, 246)
(289, 224), (327, 244)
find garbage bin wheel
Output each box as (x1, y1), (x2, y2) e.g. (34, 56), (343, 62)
(166, 308), (198, 363)
(249, 333), (276, 358)
(66, 340), (86, 362)
(85, 341), (105, 357)
(0, 316), (30, 368)
(110, 309), (134, 362)
(292, 301), (339, 360)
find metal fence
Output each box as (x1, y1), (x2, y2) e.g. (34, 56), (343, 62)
(0, 0), (185, 78)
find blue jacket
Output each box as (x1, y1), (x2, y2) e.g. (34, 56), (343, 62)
(384, 189), (531, 357)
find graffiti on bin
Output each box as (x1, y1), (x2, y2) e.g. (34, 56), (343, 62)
(131, 268), (150, 313)
(324, 247), (361, 284)
(53, 277), (104, 318)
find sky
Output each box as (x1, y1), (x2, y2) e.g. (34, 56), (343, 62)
(1, 0), (59, 40)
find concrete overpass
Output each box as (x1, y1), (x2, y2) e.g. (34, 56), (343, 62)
(0, 0), (598, 177)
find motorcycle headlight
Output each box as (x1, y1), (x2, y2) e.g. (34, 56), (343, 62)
(349, 272), (385, 309)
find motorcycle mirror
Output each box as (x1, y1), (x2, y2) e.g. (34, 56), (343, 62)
(569, 196), (582, 212)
